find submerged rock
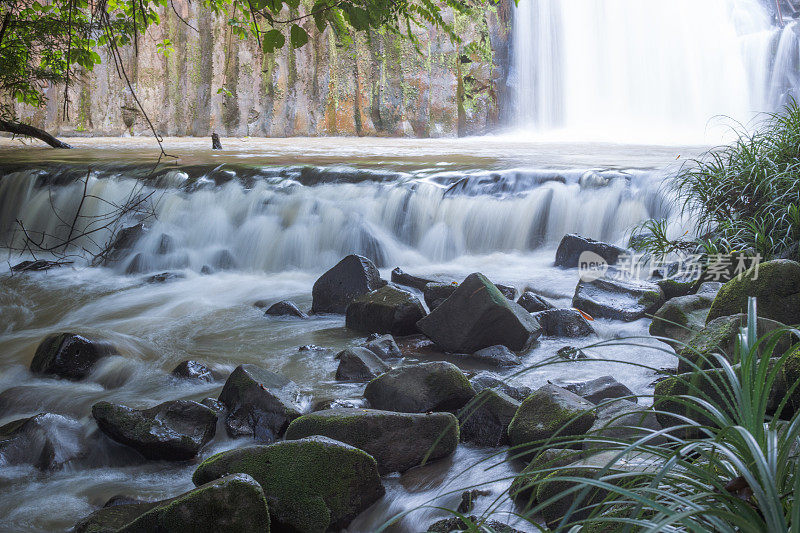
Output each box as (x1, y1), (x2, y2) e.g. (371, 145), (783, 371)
(507, 384), (596, 450)
(706, 259), (800, 325)
(516, 291), (554, 313)
(564, 376), (636, 404)
(335, 347), (390, 381)
(533, 309), (596, 337)
(572, 276), (665, 322)
(30, 332), (118, 380)
(92, 400), (217, 461)
(210, 249), (236, 271)
(192, 436), (385, 532)
(101, 223), (147, 265)
(312, 254), (383, 314)
(74, 474), (270, 533)
(416, 273), (542, 352)
(364, 361), (475, 413)
(263, 300), (308, 318)
(469, 372), (532, 402)
(345, 285), (426, 336)
(0, 413), (85, 470)
(144, 271), (186, 283)
(554, 234), (627, 268)
(362, 333), (402, 360)
(171, 360), (214, 383)
(285, 408), (458, 474)
(458, 389), (520, 446)
(391, 267), (456, 291)
(468, 345), (521, 367)
(217, 364), (303, 442)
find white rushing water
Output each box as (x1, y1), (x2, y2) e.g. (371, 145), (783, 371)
(512, 0), (800, 142)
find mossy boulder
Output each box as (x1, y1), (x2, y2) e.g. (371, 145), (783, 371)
(516, 290), (554, 313)
(572, 276), (665, 322)
(345, 285), (426, 336)
(582, 400), (662, 453)
(458, 389), (520, 446)
(335, 347), (390, 381)
(364, 361), (476, 413)
(74, 474), (269, 533)
(426, 516), (525, 533)
(192, 436), (385, 532)
(311, 254), (383, 314)
(554, 234), (627, 268)
(92, 400), (217, 461)
(507, 384), (596, 450)
(470, 371), (532, 402)
(649, 292), (716, 348)
(0, 413), (85, 470)
(218, 364), (302, 442)
(564, 376), (635, 405)
(285, 408), (458, 474)
(676, 313), (791, 373)
(29, 332), (118, 380)
(706, 259), (800, 325)
(508, 447), (584, 507)
(416, 273), (542, 352)
(532, 308), (596, 337)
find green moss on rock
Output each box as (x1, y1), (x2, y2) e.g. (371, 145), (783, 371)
(507, 384), (596, 449)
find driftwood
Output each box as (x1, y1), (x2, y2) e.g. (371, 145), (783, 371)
(0, 119), (72, 149)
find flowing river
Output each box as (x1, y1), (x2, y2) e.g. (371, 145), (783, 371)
(0, 137), (701, 531)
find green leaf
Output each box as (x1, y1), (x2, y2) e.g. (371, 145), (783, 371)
(312, 1), (328, 33)
(290, 24), (308, 48)
(250, 0), (269, 9)
(344, 6), (369, 31)
(285, 0), (300, 9)
(262, 29), (285, 54)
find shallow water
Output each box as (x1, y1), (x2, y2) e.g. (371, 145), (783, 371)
(0, 138), (684, 532)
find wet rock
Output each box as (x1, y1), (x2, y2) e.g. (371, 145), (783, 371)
(564, 376), (636, 404)
(426, 516), (524, 533)
(556, 345), (589, 360)
(423, 281), (459, 311)
(210, 249), (236, 271)
(533, 308), (595, 337)
(468, 345), (521, 367)
(495, 283), (517, 300)
(362, 333), (402, 360)
(516, 291), (554, 313)
(457, 489), (491, 513)
(171, 360), (214, 383)
(211, 132), (223, 150)
(30, 332), (118, 380)
(92, 400), (217, 461)
(285, 408), (458, 474)
(144, 271), (186, 283)
(345, 285), (426, 336)
(469, 371), (532, 402)
(192, 436), (385, 532)
(75, 474), (269, 533)
(102, 223), (146, 265)
(507, 384), (596, 449)
(311, 397), (367, 412)
(364, 361), (476, 413)
(312, 254), (383, 314)
(155, 233), (175, 255)
(335, 347), (390, 381)
(458, 389), (520, 446)
(391, 267), (456, 291)
(10, 260), (62, 272)
(125, 253), (147, 274)
(572, 276), (665, 322)
(649, 292), (716, 348)
(0, 413), (85, 470)
(582, 400), (662, 452)
(200, 398), (226, 416)
(509, 448), (584, 506)
(417, 273), (542, 353)
(264, 300), (308, 318)
(554, 234), (627, 268)
(706, 259), (800, 325)
(218, 364), (303, 442)
(676, 313), (791, 372)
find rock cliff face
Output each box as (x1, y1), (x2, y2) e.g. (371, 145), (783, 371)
(13, 0), (513, 138)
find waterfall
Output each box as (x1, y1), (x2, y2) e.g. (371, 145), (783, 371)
(512, 0), (800, 141)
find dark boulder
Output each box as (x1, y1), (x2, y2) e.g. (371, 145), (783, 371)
(345, 285), (426, 336)
(649, 291), (715, 348)
(706, 259), (800, 325)
(200, 398), (226, 415)
(469, 371), (532, 402)
(10, 260), (62, 272)
(362, 333), (402, 360)
(285, 408), (458, 474)
(572, 276), (665, 322)
(468, 345), (521, 367)
(582, 400), (662, 452)
(507, 384), (596, 449)
(0, 413), (85, 470)
(218, 364), (303, 442)
(30, 332), (118, 380)
(564, 376), (636, 404)
(423, 281), (459, 311)
(391, 267), (456, 291)
(312, 255), (383, 314)
(556, 345), (589, 360)
(364, 361), (475, 413)
(210, 249), (237, 271)
(264, 300), (308, 318)
(171, 360), (214, 383)
(457, 489), (492, 513)
(517, 291), (554, 313)
(101, 223), (147, 265)
(495, 284), (517, 300)
(155, 233), (176, 255)
(192, 436), (385, 532)
(311, 397), (368, 412)
(144, 271), (186, 283)
(554, 234), (627, 268)
(533, 309), (596, 337)
(335, 347), (390, 381)
(416, 273), (542, 352)
(74, 474), (270, 533)
(92, 400), (217, 461)
(458, 389), (520, 446)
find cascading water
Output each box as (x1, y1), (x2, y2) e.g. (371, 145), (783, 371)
(512, 0), (800, 141)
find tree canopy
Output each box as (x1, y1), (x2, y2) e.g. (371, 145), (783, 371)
(0, 0), (483, 146)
